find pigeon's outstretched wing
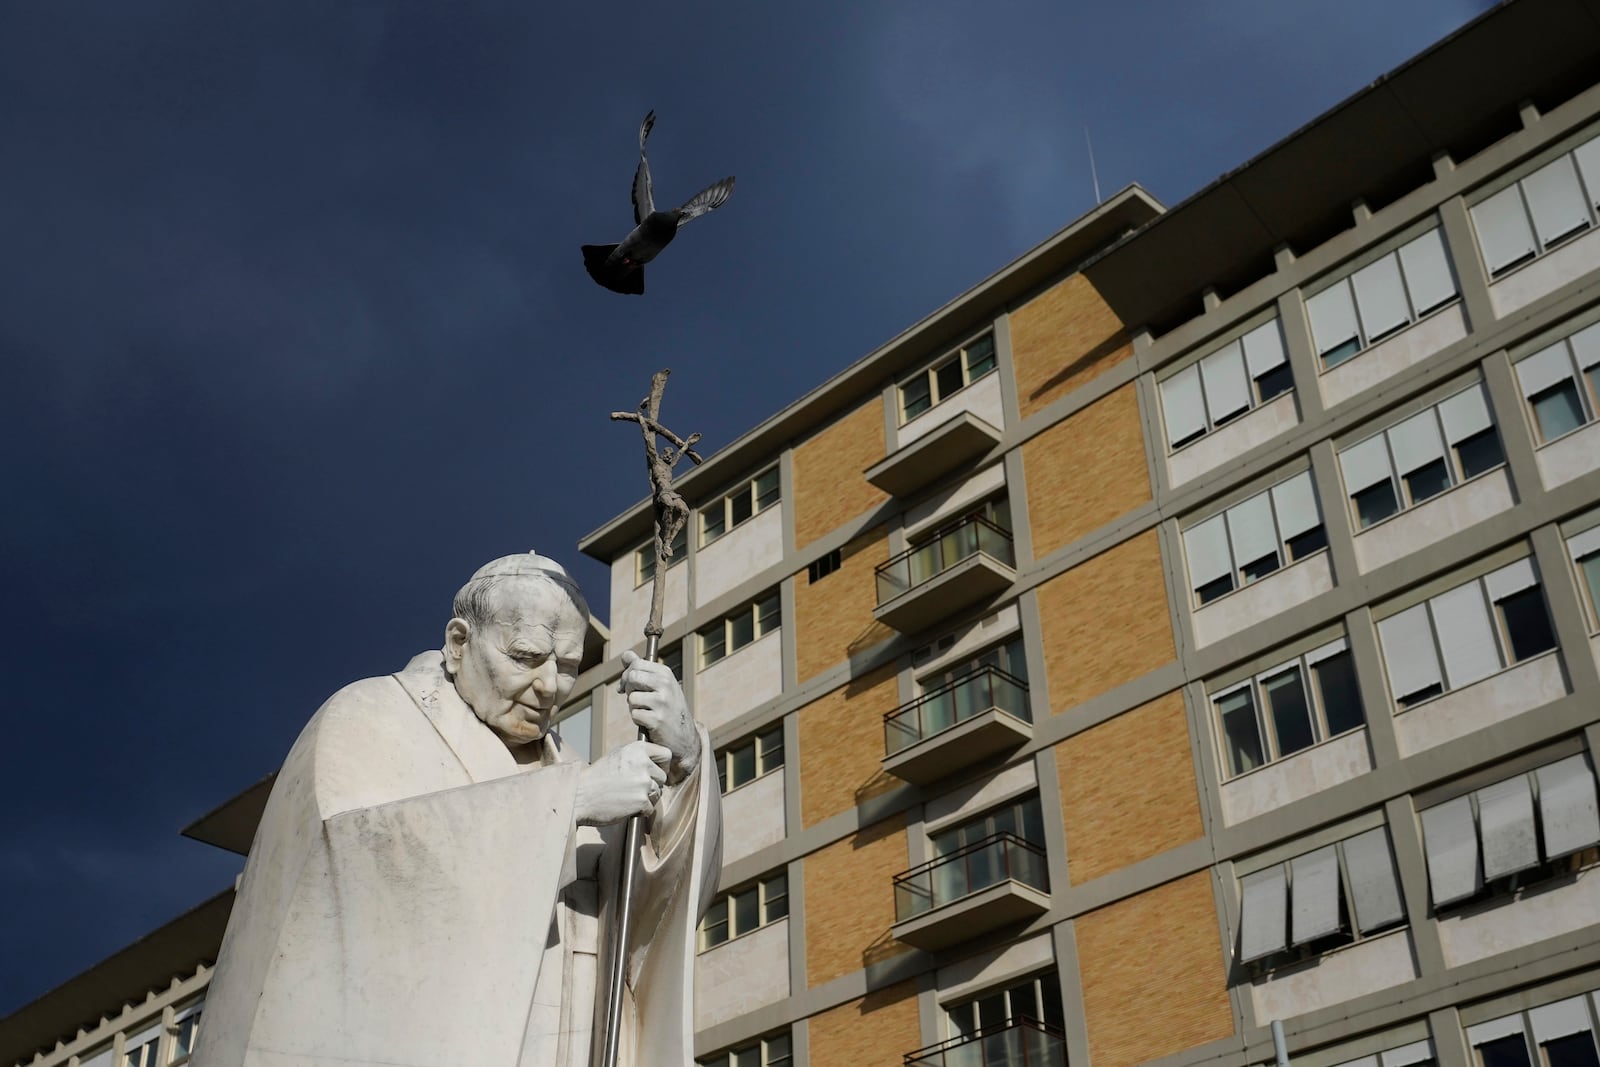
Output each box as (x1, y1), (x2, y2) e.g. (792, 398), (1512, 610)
(675, 176), (735, 225)
(632, 110), (656, 226)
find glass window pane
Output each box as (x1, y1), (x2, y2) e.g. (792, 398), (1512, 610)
(1354, 480), (1401, 528)
(1580, 553), (1600, 627)
(702, 898), (729, 947)
(757, 725), (784, 770)
(1543, 1033), (1600, 1067)
(1040, 972), (1064, 1030)
(1255, 363), (1295, 402)
(1262, 668), (1315, 757)
(730, 486), (754, 527)
(668, 525), (688, 562)
(731, 742), (756, 788)
(1197, 575), (1234, 605)
(755, 592), (781, 635)
(1478, 1035), (1534, 1067)
(1240, 552), (1281, 585)
(754, 468), (780, 510)
(1532, 381), (1587, 442)
(703, 506), (727, 542)
(976, 991), (1007, 1030)
(1287, 526), (1328, 561)
(764, 874), (788, 921)
(729, 609), (755, 651)
(701, 625), (727, 666)
(902, 375), (933, 420)
(936, 357), (965, 399)
(1456, 429), (1505, 479)
(637, 549), (656, 586)
(1404, 457), (1453, 505)
(1499, 587), (1557, 661)
(765, 1033), (793, 1067)
(733, 886), (760, 935)
(965, 335), (997, 379)
(732, 1045), (761, 1067)
(1218, 689), (1265, 776)
(1313, 652), (1365, 737)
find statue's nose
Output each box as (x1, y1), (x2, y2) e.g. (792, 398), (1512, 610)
(529, 659), (558, 697)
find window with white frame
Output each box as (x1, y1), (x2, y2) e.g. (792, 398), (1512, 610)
(1237, 825), (1407, 969)
(699, 590), (780, 668)
(1306, 227), (1460, 369)
(697, 1031), (793, 1067)
(171, 1001), (203, 1065)
(1419, 754), (1600, 910)
(1211, 638), (1365, 779)
(1515, 321), (1600, 445)
(1466, 991), (1600, 1067)
(900, 333), (998, 423)
(946, 969), (1065, 1039)
(1471, 131), (1600, 277)
(1376, 557), (1559, 708)
(1182, 469), (1327, 606)
(78, 1045), (113, 1067)
(635, 526), (688, 586)
(702, 468), (780, 545)
(716, 723), (784, 793)
(699, 870), (788, 950)
(1338, 382), (1505, 530)
(1570, 526), (1600, 631)
(1158, 318), (1293, 451)
(122, 1024), (162, 1067)
(658, 642), (684, 680)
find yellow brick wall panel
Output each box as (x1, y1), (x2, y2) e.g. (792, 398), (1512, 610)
(1058, 689), (1203, 883)
(1024, 383), (1150, 558)
(807, 979), (921, 1065)
(1076, 873), (1233, 1067)
(798, 664), (901, 828)
(1036, 529), (1173, 709)
(792, 400), (888, 549)
(1010, 273), (1132, 419)
(793, 526), (895, 684)
(804, 814), (913, 987)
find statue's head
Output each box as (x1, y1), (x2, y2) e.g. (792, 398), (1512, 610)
(443, 551), (591, 746)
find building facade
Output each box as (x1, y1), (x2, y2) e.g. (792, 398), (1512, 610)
(8, 3), (1600, 1066)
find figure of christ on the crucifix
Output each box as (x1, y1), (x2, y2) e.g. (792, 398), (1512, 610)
(195, 552), (723, 1067)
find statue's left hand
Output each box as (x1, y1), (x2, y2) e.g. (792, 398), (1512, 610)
(619, 650), (700, 784)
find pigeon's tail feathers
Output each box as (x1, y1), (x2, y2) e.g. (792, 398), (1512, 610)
(676, 176), (735, 224)
(581, 244), (644, 295)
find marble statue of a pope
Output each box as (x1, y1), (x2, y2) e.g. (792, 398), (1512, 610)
(195, 553), (722, 1067)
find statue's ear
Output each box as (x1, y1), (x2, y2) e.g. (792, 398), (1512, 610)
(443, 618), (471, 672)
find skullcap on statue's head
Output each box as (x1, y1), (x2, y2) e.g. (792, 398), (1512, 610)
(452, 549), (589, 627)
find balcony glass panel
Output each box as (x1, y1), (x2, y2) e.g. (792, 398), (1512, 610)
(877, 516), (1016, 604)
(893, 832), (1048, 920)
(885, 666), (1031, 755)
(903, 1019), (1068, 1067)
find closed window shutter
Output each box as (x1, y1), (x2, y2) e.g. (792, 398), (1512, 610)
(1476, 776), (1540, 879)
(1530, 996), (1594, 1044)
(1398, 229), (1458, 315)
(1382, 1042), (1437, 1067)
(1569, 525), (1600, 561)
(1431, 582), (1502, 689)
(1340, 435), (1394, 494)
(1387, 410), (1446, 476)
(1342, 827), (1405, 933)
(1535, 754), (1600, 859)
(1377, 604), (1444, 701)
(1472, 185), (1537, 274)
(1242, 320), (1288, 379)
(1420, 795), (1481, 907)
(1484, 558), (1538, 603)
(1289, 845), (1343, 944)
(1183, 515), (1233, 590)
(1239, 865), (1288, 963)
(1522, 155), (1591, 246)
(1270, 471), (1321, 541)
(1307, 282), (1361, 356)
(1575, 135), (1600, 210)
(1199, 342), (1252, 422)
(1516, 342), (1578, 398)
(1439, 383), (1493, 445)
(1571, 321), (1600, 371)
(1226, 493), (1278, 570)
(1466, 1015), (1527, 1047)
(1160, 365), (1208, 448)
(1352, 253), (1411, 339)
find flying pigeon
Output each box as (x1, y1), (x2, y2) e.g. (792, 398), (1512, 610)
(581, 111), (735, 294)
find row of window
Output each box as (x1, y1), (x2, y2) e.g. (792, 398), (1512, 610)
(1159, 318), (1293, 451)
(1471, 131), (1600, 277)
(899, 332), (998, 424)
(632, 468), (780, 585)
(1516, 320), (1600, 445)
(699, 870), (789, 950)
(698, 590), (781, 668)
(1182, 469), (1327, 605)
(68, 1001), (202, 1067)
(1214, 639), (1363, 779)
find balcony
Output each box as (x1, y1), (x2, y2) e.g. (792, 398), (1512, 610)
(866, 410), (1003, 498)
(904, 1019), (1068, 1067)
(883, 667), (1033, 785)
(891, 832), (1050, 951)
(875, 516), (1017, 633)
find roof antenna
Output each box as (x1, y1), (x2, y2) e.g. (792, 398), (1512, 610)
(1085, 125), (1102, 206)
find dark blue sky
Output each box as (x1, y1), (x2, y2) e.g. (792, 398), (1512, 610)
(0, 0), (1493, 1015)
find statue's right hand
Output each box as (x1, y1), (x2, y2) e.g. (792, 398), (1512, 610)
(574, 740), (672, 826)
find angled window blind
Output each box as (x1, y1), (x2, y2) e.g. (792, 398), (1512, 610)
(1239, 865), (1288, 963)
(1226, 493), (1278, 569)
(1160, 365), (1208, 448)
(1472, 185), (1537, 275)
(1466, 1014), (1528, 1047)
(1432, 582), (1501, 689)
(1485, 558), (1538, 602)
(1573, 322), (1600, 370)
(1378, 603), (1443, 701)
(1200, 344), (1251, 423)
(1290, 845), (1344, 944)
(1307, 282), (1361, 356)
(1340, 435), (1394, 494)
(1477, 775), (1540, 879)
(1382, 1042), (1437, 1067)
(1399, 229), (1457, 315)
(1352, 254), (1411, 340)
(1242, 320), (1288, 378)
(1439, 383), (1493, 445)
(1529, 996), (1594, 1043)
(1184, 515), (1233, 590)
(1388, 410), (1446, 475)
(1342, 826), (1405, 933)
(1535, 754), (1600, 859)
(1270, 472), (1321, 541)
(1575, 136), (1600, 210)
(1522, 155), (1591, 246)
(1421, 795), (1481, 907)
(1516, 342), (1576, 398)
(1570, 525), (1600, 561)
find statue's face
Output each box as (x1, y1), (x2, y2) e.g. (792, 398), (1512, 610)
(444, 578), (588, 746)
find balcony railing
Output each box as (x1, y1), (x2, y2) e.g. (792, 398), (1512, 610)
(876, 515), (1016, 606)
(885, 666), (1030, 756)
(904, 1018), (1068, 1067)
(894, 832), (1049, 921)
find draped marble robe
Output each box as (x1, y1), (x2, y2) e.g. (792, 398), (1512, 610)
(195, 651), (722, 1067)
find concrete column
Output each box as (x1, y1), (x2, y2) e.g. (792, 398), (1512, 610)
(1345, 606), (1402, 768)
(1479, 350), (1544, 507)
(1277, 289), (1326, 423)
(1050, 921), (1094, 1067)
(1437, 197), (1496, 332)
(1310, 441), (1360, 586)
(1531, 524), (1600, 691)
(1383, 794), (1448, 976)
